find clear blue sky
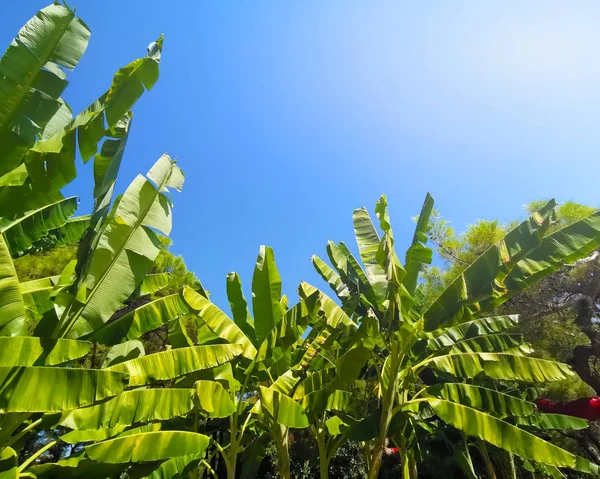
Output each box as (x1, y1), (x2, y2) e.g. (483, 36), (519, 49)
(3, 2), (600, 308)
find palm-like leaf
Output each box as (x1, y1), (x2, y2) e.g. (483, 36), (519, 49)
(90, 294), (188, 345)
(0, 234), (25, 336)
(428, 383), (536, 418)
(29, 431), (210, 476)
(58, 154), (183, 339)
(107, 344), (243, 386)
(0, 196), (78, 256)
(423, 200), (556, 331)
(59, 388), (195, 430)
(404, 193), (434, 294)
(252, 246), (284, 344)
(0, 3), (89, 156)
(183, 286), (257, 359)
(427, 398), (598, 474)
(0, 366), (125, 412)
(426, 352), (575, 382)
(0, 336), (89, 366)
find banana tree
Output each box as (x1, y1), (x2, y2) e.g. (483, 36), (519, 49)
(0, 5), (196, 472)
(310, 194), (600, 478)
(180, 246), (321, 479)
(0, 1), (163, 221)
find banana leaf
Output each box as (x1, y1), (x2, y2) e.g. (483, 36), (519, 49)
(423, 200), (555, 331)
(193, 380), (236, 418)
(0, 336), (90, 366)
(183, 286), (257, 359)
(0, 366), (126, 412)
(428, 383), (536, 418)
(404, 193), (434, 294)
(90, 294), (189, 346)
(427, 398), (598, 474)
(59, 388), (194, 430)
(427, 353), (575, 383)
(252, 246), (284, 344)
(353, 207), (387, 303)
(107, 344), (243, 386)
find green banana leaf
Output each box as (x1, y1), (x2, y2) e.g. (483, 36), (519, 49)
(404, 193), (434, 295)
(19, 276), (58, 294)
(252, 246), (284, 344)
(0, 447), (18, 479)
(301, 389), (352, 414)
(427, 398), (598, 474)
(107, 344), (243, 386)
(58, 423), (161, 444)
(256, 385), (309, 428)
(428, 383), (536, 418)
(31, 34), (162, 173)
(90, 294), (189, 346)
(293, 369), (337, 399)
(427, 353), (575, 383)
(102, 37), (163, 127)
(374, 194), (408, 289)
(59, 425), (128, 444)
(257, 301), (308, 362)
(168, 316), (195, 348)
(0, 196), (78, 255)
(423, 200), (555, 331)
(193, 380), (236, 417)
(19, 276), (56, 323)
(0, 3), (89, 154)
(513, 413), (589, 430)
(270, 370), (303, 396)
(353, 207), (387, 303)
(183, 286), (257, 359)
(311, 254), (351, 303)
(139, 453), (204, 479)
(64, 155), (183, 339)
(426, 315), (520, 351)
(299, 282), (358, 339)
(41, 215), (90, 249)
(226, 271), (257, 345)
(140, 272), (169, 295)
(102, 340), (145, 367)
(336, 346), (370, 384)
(486, 210), (600, 310)
(28, 451), (126, 478)
(59, 388), (194, 430)
(0, 336), (90, 366)
(86, 431), (209, 463)
(336, 241), (379, 308)
(0, 366), (126, 412)
(0, 235), (25, 336)
(91, 113), (131, 204)
(0, 10), (161, 220)
(448, 334), (529, 354)
(30, 432), (209, 477)
(326, 415), (357, 436)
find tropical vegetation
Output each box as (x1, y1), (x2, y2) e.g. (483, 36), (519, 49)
(1, 3), (600, 479)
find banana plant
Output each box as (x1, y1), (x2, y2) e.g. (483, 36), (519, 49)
(180, 246), (321, 479)
(0, 5), (200, 473)
(0, 1), (163, 224)
(0, 152), (249, 477)
(310, 194), (600, 478)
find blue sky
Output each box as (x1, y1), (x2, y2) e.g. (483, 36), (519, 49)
(3, 2), (600, 308)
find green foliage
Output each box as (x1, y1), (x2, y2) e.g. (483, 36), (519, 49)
(13, 244), (77, 281)
(309, 193), (600, 478)
(1, 5), (600, 479)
